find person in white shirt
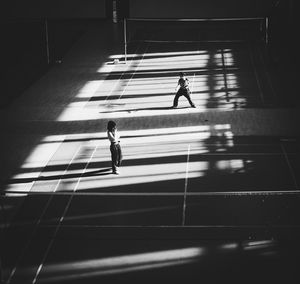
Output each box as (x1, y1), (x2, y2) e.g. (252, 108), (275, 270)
(173, 72), (196, 108)
(107, 120), (122, 174)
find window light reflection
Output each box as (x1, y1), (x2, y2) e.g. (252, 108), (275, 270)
(36, 247), (205, 282)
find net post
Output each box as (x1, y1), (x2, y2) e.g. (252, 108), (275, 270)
(124, 18), (127, 63)
(265, 17), (269, 45)
(45, 18), (50, 65)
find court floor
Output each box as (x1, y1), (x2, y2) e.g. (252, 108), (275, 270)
(0, 22), (299, 284)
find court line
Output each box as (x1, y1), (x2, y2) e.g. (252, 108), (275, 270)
(187, 153), (286, 156)
(128, 17), (265, 22)
(5, 136), (65, 219)
(190, 72), (196, 93)
(256, 44), (277, 101)
(123, 141), (291, 147)
(123, 145), (287, 153)
(5, 151), (294, 185)
(98, 42), (149, 109)
(38, 136), (296, 148)
(182, 144), (190, 226)
(280, 144), (299, 189)
(248, 44), (264, 104)
(221, 48), (230, 102)
(101, 43), (145, 104)
(32, 145), (99, 284)
(40, 224), (300, 229)
(140, 39), (246, 43)
(105, 152), (291, 157)
(6, 144), (83, 284)
(189, 70), (197, 106)
(107, 66), (241, 76)
(4, 190), (300, 198)
(116, 43), (150, 101)
(280, 138), (297, 142)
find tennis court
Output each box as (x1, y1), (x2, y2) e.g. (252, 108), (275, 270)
(1, 18), (299, 284)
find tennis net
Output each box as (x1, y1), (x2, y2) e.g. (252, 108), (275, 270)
(125, 17), (268, 44)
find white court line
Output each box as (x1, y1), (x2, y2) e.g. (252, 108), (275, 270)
(182, 144), (190, 226)
(5, 189), (300, 197)
(40, 132), (288, 147)
(190, 72), (196, 104)
(190, 73), (196, 93)
(280, 138), (297, 142)
(188, 153), (284, 156)
(257, 45), (277, 101)
(32, 145), (98, 284)
(81, 68), (114, 109)
(116, 43), (149, 101)
(5, 138), (65, 196)
(100, 43), (145, 105)
(280, 144), (299, 189)
(221, 48), (230, 101)
(6, 144), (83, 284)
(41, 224), (300, 229)
(248, 45), (264, 104)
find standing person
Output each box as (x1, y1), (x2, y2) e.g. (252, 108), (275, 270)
(173, 72), (196, 108)
(107, 120), (122, 174)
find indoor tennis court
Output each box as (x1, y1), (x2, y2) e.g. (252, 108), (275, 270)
(1, 1), (299, 283)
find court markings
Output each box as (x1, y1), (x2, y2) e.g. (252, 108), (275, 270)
(57, 42), (276, 122)
(182, 144), (190, 226)
(116, 44), (150, 102)
(280, 143), (299, 189)
(104, 42), (267, 115)
(256, 44), (278, 101)
(248, 45), (264, 104)
(5, 137), (298, 196)
(39, 224), (300, 229)
(4, 41), (299, 280)
(5, 189), (300, 198)
(98, 43), (149, 108)
(2, 33), (297, 284)
(57, 43), (272, 122)
(4, 134), (298, 283)
(32, 145), (99, 284)
(6, 144), (83, 284)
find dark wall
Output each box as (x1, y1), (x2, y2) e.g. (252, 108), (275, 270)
(1, 0), (106, 19)
(129, 0), (274, 18)
(0, 18), (93, 108)
(268, 0), (299, 66)
(1, 0), (107, 107)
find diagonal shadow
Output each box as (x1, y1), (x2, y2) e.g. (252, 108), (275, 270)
(99, 106), (193, 114)
(8, 168), (113, 184)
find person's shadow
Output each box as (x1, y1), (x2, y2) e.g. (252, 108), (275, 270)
(8, 168), (113, 184)
(99, 106), (192, 113)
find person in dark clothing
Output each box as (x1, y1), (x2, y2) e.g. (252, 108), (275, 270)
(172, 72), (196, 108)
(107, 120), (122, 174)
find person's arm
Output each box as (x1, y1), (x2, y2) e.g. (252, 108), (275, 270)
(114, 129), (120, 142)
(108, 131), (118, 143)
(175, 80), (180, 92)
(186, 78), (190, 87)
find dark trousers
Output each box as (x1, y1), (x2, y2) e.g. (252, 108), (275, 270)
(173, 88), (195, 107)
(110, 143), (122, 172)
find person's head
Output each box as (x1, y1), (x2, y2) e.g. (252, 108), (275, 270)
(179, 72), (185, 78)
(107, 120), (116, 132)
